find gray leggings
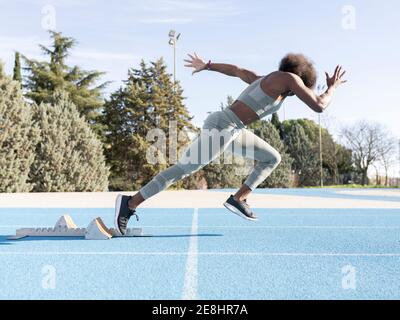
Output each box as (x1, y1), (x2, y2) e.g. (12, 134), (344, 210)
(139, 108), (281, 200)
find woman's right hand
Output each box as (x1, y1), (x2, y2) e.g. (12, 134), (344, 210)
(184, 53), (207, 75)
(325, 65), (347, 89)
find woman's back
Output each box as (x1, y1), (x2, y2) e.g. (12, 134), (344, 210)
(234, 72), (286, 120)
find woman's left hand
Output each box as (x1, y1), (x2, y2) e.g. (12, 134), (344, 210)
(184, 53), (207, 75)
(325, 65), (347, 89)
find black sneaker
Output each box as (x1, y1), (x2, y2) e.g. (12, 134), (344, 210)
(223, 195), (258, 221)
(114, 194), (139, 235)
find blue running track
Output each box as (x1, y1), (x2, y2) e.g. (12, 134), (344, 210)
(0, 188), (399, 299)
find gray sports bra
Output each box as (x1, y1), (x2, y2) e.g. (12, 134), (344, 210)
(235, 77), (284, 119)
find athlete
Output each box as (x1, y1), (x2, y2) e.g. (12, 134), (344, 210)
(114, 53), (347, 235)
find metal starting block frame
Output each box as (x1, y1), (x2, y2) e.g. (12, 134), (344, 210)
(8, 215), (143, 240)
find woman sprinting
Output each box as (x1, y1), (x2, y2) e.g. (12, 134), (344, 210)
(114, 53), (347, 235)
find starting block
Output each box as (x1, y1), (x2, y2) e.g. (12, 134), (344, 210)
(8, 215), (143, 240)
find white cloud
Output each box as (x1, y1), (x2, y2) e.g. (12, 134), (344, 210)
(0, 35), (44, 72)
(0, 35), (141, 83)
(139, 0), (239, 15)
(139, 18), (193, 24)
(0, 35), (41, 54)
(73, 50), (139, 62)
(213, 53), (265, 62)
(13, 0), (96, 8)
(0, 35), (138, 63)
(130, 0), (239, 24)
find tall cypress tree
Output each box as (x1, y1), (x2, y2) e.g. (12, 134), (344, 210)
(13, 52), (22, 83)
(0, 63), (38, 192)
(22, 31), (108, 134)
(271, 112), (280, 129)
(103, 59), (195, 191)
(30, 91), (109, 192)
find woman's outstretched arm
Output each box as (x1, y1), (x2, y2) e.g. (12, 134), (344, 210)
(286, 65), (347, 113)
(208, 63), (261, 84)
(184, 52), (261, 84)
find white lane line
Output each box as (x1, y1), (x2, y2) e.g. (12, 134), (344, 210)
(1, 252), (400, 257)
(4, 225), (400, 229)
(197, 226), (400, 229)
(145, 226), (400, 229)
(181, 208), (198, 300)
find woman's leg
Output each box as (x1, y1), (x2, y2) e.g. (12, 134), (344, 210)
(116, 111), (241, 234)
(129, 118), (241, 209)
(231, 128), (282, 200)
(128, 189), (145, 209)
(233, 184), (252, 202)
(221, 128), (282, 220)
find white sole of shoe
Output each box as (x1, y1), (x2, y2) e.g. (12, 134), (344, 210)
(223, 202), (258, 221)
(114, 194), (123, 235)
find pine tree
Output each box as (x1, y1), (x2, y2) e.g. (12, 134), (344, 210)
(0, 63), (38, 192)
(13, 52), (22, 83)
(103, 59), (195, 191)
(30, 91), (109, 191)
(248, 120), (293, 188)
(22, 31), (108, 134)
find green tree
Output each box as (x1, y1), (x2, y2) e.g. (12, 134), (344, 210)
(103, 59), (195, 191)
(248, 120), (293, 188)
(13, 52), (22, 83)
(270, 112), (280, 130)
(301, 119), (337, 184)
(340, 121), (385, 185)
(283, 122), (319, 186)
(281, 118), (340, 184)
(200, 155), (245, 189)
(0, 63), (38, 192)
(335, 143), (354, 184)
(30, 91), (109, 191)
(218, 95), (235, 110)
(22, 31), (108, 134)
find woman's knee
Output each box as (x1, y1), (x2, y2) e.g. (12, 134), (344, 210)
(273, 152), (282, 166)
(256, 148), (281, 167)
(176, 162), (204, 176)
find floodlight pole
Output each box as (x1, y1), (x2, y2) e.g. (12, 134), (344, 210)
(173, 41), (176, 86)
(398, 139), (400, 187)
(168, 30), (180, 90)
(319, 113), (323, 187)
(317, 85), (325, 188)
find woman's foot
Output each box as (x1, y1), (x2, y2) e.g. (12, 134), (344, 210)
(114, 194), (139, 235)
(223, 195), (258, 221)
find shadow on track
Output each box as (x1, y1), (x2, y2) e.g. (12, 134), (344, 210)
(0, 233), (223, 243)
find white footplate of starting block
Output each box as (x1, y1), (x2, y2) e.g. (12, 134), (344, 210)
(8, 215), (143, 240)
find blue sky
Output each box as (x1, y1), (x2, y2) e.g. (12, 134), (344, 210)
(1, 0), (399, 146)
